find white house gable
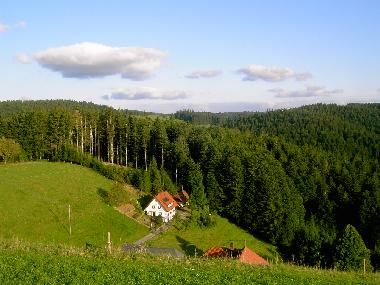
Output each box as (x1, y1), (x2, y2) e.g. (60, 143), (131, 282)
(144, 192), (178, 223)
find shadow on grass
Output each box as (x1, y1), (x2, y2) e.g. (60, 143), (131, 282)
(176, 235), (204, 257)
(97, 187), (110, 205)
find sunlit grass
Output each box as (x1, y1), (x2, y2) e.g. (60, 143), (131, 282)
(148, 215), (277, 260)
(0, 161), (148, 247)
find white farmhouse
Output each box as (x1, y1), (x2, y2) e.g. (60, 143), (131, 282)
(144, 191), (178, 223)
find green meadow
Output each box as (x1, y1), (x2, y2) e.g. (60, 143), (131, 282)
(0, 162), (148, 247)
(0, 241), (379, 285)
(148, 215), (277, 260)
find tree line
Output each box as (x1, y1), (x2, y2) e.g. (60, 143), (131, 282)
(0, 100), (379, 270)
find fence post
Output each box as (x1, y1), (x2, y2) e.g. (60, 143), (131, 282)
(107, 232), (112, 254)
(68, 205), (72, 236)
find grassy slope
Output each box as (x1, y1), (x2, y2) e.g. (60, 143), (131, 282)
(147, 215), (277, 261)
(0, 243), (378, 285)
(0, 162), (148, 247)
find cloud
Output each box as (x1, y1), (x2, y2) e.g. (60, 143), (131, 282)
(0, 21), (27, 33)
(269, 86), (343, 98)
(15, 53), (31, 64)
(16, 21), (27, 28)
(103, 87), (189, 101)
(34, 42), (167, 80)
(185, 70), (222, 79)
(0, 23), (8, 33)
(237, 64), (312, 82)
(294, 72), (313, 81)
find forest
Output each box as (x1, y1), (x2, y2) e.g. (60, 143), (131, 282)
(0, 100), (379, 271)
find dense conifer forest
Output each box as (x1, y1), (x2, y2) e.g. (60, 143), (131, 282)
(1, 100), (379, 270)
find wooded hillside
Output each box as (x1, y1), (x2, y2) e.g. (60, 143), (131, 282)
(1, 100), (379, 270)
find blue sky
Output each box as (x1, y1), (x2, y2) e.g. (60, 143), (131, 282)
(1, 0), (379, 113)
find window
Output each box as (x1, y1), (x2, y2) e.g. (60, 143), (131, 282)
(152, 205), (155, 209)
(158, 205), (161, 209)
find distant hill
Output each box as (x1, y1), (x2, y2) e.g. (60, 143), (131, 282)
(175, 103), (380, 158)
(0, 99), (163, 118)
(0, 161), (149, 247)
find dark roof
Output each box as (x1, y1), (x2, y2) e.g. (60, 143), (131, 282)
(145, 247), (184, 258)
(122, 244), (184, 258)
(122, 244), (143, 253)
(173, 189), (190, 204)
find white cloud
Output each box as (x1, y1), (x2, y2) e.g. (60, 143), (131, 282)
(0, 23), (8, 33)
(16, 21), (27, 28)
(103, 87), (189, 101)
(15, 53), (31, 64)
(0, 21), (26, 33)
(34, 42), (167, 80)
(237, 64), (312, 82)
(269, 86), (343, 98)
(294, 72), (313, 81)
(185, 70), (222, 79)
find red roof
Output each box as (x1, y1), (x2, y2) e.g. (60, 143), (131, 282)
(203, 247), (229, 258)
(155, 191), (178, 212)
(203, 246), (269, 266)
(238, 247), (269, 266)
(173, 189), (190, 204)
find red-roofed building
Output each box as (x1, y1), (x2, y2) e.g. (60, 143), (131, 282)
(203, 245), (269, 266)
(173, 189), (190, 207)
(239, 247), (269, 265)
(144, 191), (178, 223)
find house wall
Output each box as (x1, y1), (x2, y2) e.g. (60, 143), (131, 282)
(144, 199), (176, 223)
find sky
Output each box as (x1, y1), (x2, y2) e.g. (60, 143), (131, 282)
(1, 0), (379, 113)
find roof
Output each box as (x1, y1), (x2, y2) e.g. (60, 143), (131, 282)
(239, 247), (269, 266)
(203, 246), (269, 266)
(203, 246), (240, 258)
(145, 247), (184, 258)
(122, 244), (143, 253)
(203, 246), (230, 258)
(155, 191), (178, 212)
(173, 189), (190, 204)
